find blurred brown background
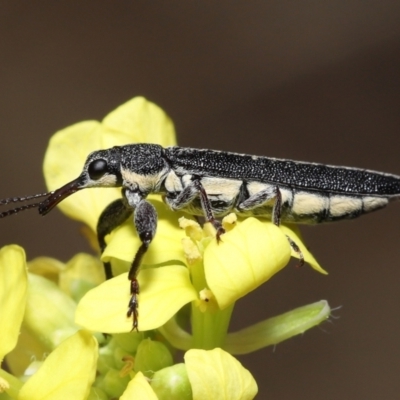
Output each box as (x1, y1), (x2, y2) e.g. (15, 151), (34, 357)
(1, 2), (400, 398)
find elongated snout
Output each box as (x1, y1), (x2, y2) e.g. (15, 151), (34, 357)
(38, 177), (82, 215)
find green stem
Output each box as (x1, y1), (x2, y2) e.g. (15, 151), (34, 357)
(189, 259), (234, 349)
(191, 302), (234, 349)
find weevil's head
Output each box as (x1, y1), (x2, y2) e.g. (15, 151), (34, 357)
(38, 146), (123, 215)
(38, 144), (167, 215)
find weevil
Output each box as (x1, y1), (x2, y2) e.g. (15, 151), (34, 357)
(1, 144), (400, 329)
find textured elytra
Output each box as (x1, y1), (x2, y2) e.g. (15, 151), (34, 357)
(165, 147), (400, 196)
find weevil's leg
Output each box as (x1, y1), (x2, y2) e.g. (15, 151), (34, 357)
(125, 190), (158, 330)
(273, 189), (304, 266)
(97, 197), (133, 279)
(166, 178), (225, 239)
(195, 180), (225, 239)
(164, 180), (200, 210)
(285, 234), (304, 267)
(272, 187), (282, 226)
(238, 186), (304, 264)
(237, 186), (281, 223)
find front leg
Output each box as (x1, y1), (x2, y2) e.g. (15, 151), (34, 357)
(165, 177), (225, 238)
(97, 196), (133, 279)
(125, 189), (158, 330)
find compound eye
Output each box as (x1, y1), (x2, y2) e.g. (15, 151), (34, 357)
(88, 159), (108, 180)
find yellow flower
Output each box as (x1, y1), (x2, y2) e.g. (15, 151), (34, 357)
(40, 97), (329, 344)
(0, 97), (333, 398)
(6, 254), (91, 376)
(0, 248), (100, 400)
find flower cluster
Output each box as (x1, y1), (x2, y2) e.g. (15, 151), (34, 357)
(0, 98), (330, 399)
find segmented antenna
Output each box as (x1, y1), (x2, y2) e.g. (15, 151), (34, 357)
(0, 192), (52, 218)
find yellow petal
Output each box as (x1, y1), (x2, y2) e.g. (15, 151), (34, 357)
(120, 372), (158, 400)
(43, 120), (122, 230)
(280, 224), (328, 274)
(18, 330), (98, 400)
(7, 268), (78, 374)
(103, 198), (186, 268)
(102, 97), (176, 147)
(28, 256), (65, 283)
(24, 274), (77, 349)
(204, 218), (291, 309)
(185, 348), (257, 400)
(0, 245), (27, 362)
(59, 253), (105, 301)
(43, 97), (176, 231)
(76, 266), (197, 333)
(6, 325), (49, 377)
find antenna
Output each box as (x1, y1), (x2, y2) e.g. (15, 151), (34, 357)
(0, 192), (53, 218)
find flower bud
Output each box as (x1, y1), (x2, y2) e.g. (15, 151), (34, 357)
(99, 368), (130, 398)
(134, 338), (173, 376)
(151, 363), (192, 400)
(113, 331), (144, 353)
(87, 387), (108, 400)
